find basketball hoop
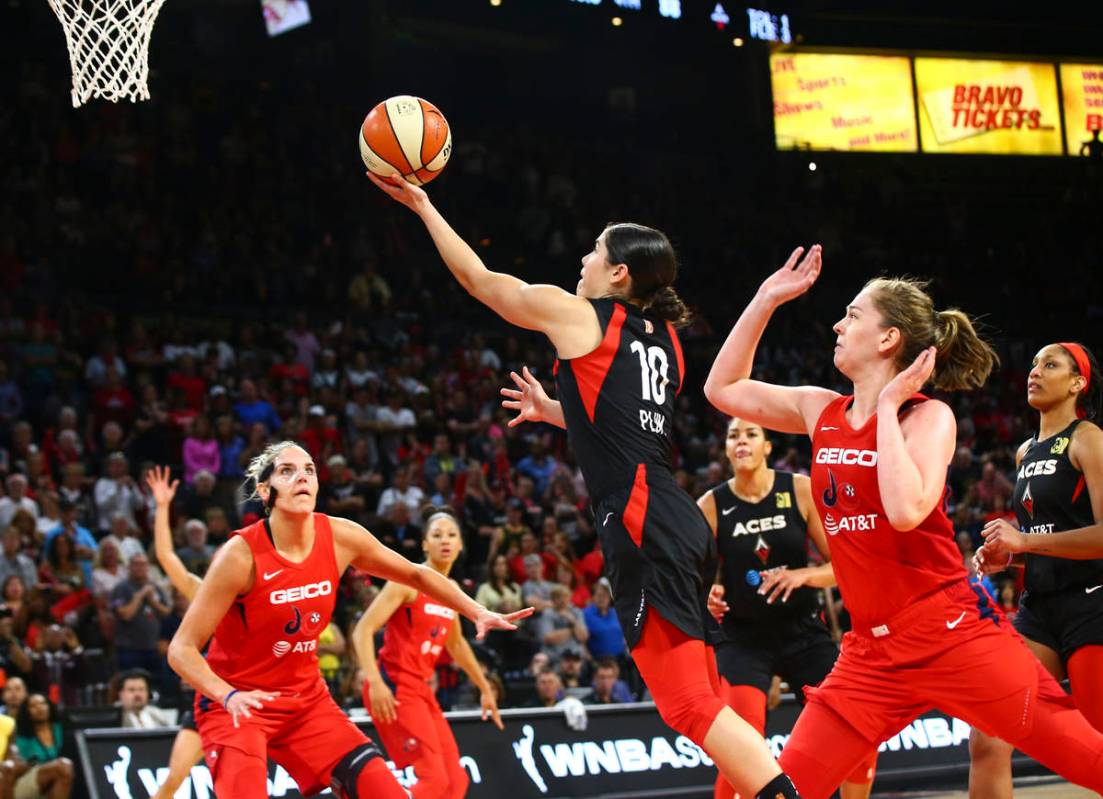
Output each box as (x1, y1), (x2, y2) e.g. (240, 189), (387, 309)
(47, 0), (167, 107)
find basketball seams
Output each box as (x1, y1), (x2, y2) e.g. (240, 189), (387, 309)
(360, 95), (450, 186)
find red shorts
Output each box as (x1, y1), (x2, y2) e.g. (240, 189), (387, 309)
(804, 580), (1072, 744)
(369, 679), (456, 770)
(197, 680), (369, 795)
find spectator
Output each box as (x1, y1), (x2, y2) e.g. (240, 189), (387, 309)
(84, 339), (126, 390)
(0, 530), (37, 593)
(33, 494), (60, 541)
(322, 455), (366, 519)
(317, 622), (346, 688)
(375, 465), (424, 518)
(516, 440), (559, 498)
(91, 540), (125, 599)
(182, 415), (220, 485)
(0, 608), (31, 680)
(525, 669), (564, 709)
(585, 658), (634, 705)
(165, 354), (206, 412)
(496, 501), (535, 572)
(556, 649), (588, 694)
(583, 577), (626, 661)
(422, 433), (459, 486)
(13, 693), (73, 798)
(176, 519), (215, 576)
(2, 676), (26, 718)
(509, 530), (554, 586)
(375, 391), (416, 469)
(302, 405), (341, 472)
(556, 561), (590, 609)
(56, 465), (93, 529)
(213, 413), (245, 482)
(175, 469), (222, 523)
(117, 668), (173, 728)
(285, 312), (321, 372)
(534, 584), (589, 664)
(375, 501), (421, 558)
(38, 536), (86, 595)
(233, 379), (282, 434)
(98, 513), (144, 565)
(475, 555), (522, 614)
(111, 553), (170, 675)
(0, 475), (37, 531)
(29, 624), (84, 709)
(43, 500), (96, 572)
(1, 576), (27, 621)
(93, 453), (144, 532)
(520, 554), (555, 613)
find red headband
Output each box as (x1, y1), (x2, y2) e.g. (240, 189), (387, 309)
(1059, 342), (1091, 418)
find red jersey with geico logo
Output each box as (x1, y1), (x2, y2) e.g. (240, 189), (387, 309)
(379, 591), (456, 685)
(205, 514), (338, 693)
(810, 394), (964, 627)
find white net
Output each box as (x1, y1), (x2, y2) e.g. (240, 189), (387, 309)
(47, 0), (167, 108)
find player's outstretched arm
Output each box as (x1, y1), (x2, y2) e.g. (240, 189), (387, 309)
(704, 245), (836, 435)
(333, 517), (534, 638)
(147, 465), (202, 601)
(367, 173), (597, 355)
(500, 366), (565, 430)
(445, 616), (504, 730)
(167, 537), (278, 724)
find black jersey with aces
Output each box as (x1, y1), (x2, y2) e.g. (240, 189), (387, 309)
(555, 298), (684, 501)
(1013, 419), (1103, 596)
(710, 472), (817, 625)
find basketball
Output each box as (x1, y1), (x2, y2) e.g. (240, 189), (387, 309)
(359, 95), (452, 186)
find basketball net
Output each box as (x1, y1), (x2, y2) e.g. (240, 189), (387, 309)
(48, 0), (167, 107)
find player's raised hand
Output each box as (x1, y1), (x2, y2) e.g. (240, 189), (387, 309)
(225, 689), (279, 728)
(756, 244), (822, 307)
(501, 366), (552, 427)
(878, 346), (936, 410)
(145, 465), (179, 507)
(480, 686), (504, 731)
(707, 584), (729, 621)
(473, 607), (535, 641)
(367, 172), (429, 214)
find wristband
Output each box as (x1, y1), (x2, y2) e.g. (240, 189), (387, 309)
(223, 689), (240, 709)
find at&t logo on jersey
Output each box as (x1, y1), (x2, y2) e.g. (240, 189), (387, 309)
(272, 639), (318, 658)
(268, 580), (332, 605)
(815, 448), (878, 467)
(731, 515), (786, 537)
(823, 512), (878, 536)
(1017, 459), (1057, 480)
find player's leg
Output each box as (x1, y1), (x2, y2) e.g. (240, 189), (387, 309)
(711, 639), (772, 799)
(367, 684), (455, 799)
(966, 615), (1064, 799)
(777, 700), (890, 799)
(152, 727), (203, 799)
(633, 611), (798, 799)
(208, 746), (270, 799)
(272, 687), (411, 799)
(1067, 644), (1103, 728)
(426, 706), (468, 799)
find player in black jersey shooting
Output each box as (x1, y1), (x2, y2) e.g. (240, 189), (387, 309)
(368, 171), (805, 799)
(972, 342), (1103, 799)
(701, 418), (876, 799)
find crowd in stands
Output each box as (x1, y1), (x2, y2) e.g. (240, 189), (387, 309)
(0, 42), (1099, 792)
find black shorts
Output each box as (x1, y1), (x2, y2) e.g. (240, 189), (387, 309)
(714, 613), (839, 697)
(178, 710), (196, 731)
(1015, 586), (1103, 663)
(594, 473), (718, 650)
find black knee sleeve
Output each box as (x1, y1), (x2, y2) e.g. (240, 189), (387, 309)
(330, 741), (385, 799)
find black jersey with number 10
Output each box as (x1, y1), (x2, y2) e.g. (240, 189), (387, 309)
(554, 299), (684, 500)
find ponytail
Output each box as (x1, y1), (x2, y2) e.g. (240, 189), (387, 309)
(865, 277), (998, 393)
(932, 309), (999, 391)
(645, 285), (693, 328)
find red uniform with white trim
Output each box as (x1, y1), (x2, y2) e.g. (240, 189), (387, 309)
(776, 395), (1103, 799)
(367, 592), (469, 799)
(196, 515), (374, 797)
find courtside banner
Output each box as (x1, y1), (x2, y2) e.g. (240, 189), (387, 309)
(770, 53), (917, 152)
(915, 57), (1063, 154)
(79, 702), (1048, 798)
(1060, 63), (1103, 156)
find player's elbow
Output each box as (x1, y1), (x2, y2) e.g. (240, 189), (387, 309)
(885, 506), (925, 532)
(166, 638), (189, 677)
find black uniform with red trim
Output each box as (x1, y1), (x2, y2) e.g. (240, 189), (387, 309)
(708, 473), (839, 693)
(555, 298), (716, 648)
(1012, 419), (1103, 661)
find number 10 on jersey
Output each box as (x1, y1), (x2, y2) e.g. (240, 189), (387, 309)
(630, 341), (670, 404)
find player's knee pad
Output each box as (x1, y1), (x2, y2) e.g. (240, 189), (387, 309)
(652, 690), (726, 747)
(331, 741), (407, 799)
